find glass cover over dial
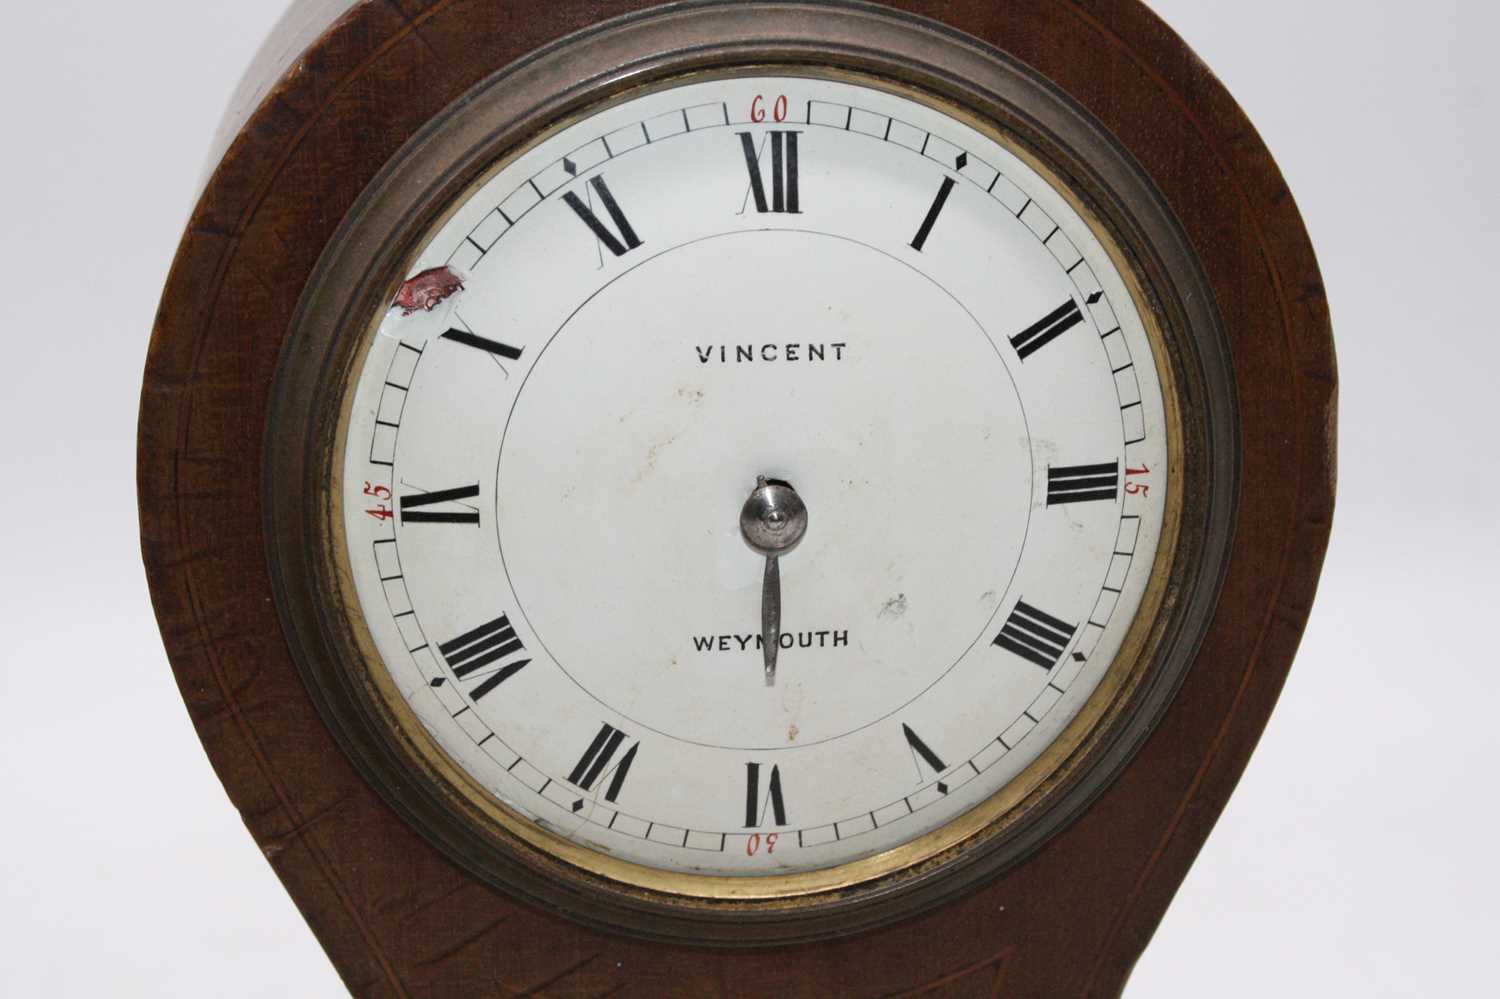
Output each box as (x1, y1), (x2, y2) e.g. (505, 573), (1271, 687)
(339, 75), (1171, 880)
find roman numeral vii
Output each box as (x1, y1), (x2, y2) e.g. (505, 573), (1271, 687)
(566, 722), (639, 805)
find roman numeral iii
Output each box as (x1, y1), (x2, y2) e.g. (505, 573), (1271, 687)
(1011, 299), (1085, 360)
(737, 131), (801, 214)
(566, 723), (639, 804)
(561, 175), (643, 257)
(1047, 463), (1119, 506)
(994, 601), (1077, 670)
(439, 613), (531, 700)
(400, 484), (480, 525)
(744, 762), (788, 827)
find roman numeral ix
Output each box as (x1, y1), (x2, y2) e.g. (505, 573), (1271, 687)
(744, 762), (788, 827)
(737, 131), (801, 214)
(561, 175), (643, 257)
(438, 613), (531, 700)
(1011, 299), (1085, 360)
(1047, 463), (1119, 506)
(994, 601), (1077, 671)
(566, 722), (639, 805)
(400, 484), (480, 525)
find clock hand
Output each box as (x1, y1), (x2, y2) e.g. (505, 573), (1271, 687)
(762, 554), (781, 686)
(739, 477), (809, 686)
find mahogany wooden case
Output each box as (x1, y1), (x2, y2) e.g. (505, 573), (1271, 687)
(139, 1), (1335, 995)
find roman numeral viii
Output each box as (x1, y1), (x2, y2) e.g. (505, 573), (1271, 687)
(561, 175), (642, 257)
(737, 131), (801, 214)
(1047, 463), (1119, 506)
(994, 601), (1076, 670)
(744, 762), (788, 827)
(438, 613), (531, 700)
(566, 722), (639, 805)
(400, 484), (480, 525)
(1011, 299), (1085, 360)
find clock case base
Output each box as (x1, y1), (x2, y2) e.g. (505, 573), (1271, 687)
(139, 0), (1335, 994)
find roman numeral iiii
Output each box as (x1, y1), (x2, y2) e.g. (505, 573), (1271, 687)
(994, 601), (1077, 670)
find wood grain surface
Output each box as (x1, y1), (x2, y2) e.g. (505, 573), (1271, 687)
(138, 1), (1336, 995)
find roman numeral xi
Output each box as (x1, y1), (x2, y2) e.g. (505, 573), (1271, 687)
(562, 175), (642, 257)
(737, 131), (801, 214)
(994, 601), (1077, 671)
(438, 613), (531, 700)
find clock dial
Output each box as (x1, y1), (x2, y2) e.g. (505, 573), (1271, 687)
(339, 75), (1172, 880)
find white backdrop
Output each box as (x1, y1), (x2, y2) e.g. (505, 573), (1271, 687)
(1, 2), (1493, 995)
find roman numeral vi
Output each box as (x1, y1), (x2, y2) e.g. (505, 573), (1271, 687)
(744, 762), (788, 827)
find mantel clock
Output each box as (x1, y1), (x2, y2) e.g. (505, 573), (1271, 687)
(139, 1), (1336, 994)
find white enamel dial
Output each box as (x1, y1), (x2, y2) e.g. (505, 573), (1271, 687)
(339, 75), (1170, 878)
